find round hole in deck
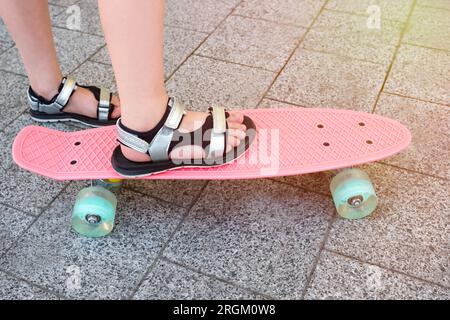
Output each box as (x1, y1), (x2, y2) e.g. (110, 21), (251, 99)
(317, 124), (324, 129)
(70, 160), (77, 165)
(74, 141), (81, 146)
(359, 122), (365, 127)
(366, 140), (373, 145)
(323, 142), (330, 147)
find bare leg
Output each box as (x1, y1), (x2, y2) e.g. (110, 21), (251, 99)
(98, 0), (246, 162)
(0, 0), (120, 118)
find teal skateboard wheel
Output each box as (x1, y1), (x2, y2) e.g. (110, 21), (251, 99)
(330, 169), (378, 219)
(72, 186), (117, 238)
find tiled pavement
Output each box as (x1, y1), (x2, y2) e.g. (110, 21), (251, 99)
(0, 0), (449, 300)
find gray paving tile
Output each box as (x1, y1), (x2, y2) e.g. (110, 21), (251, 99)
(326, 163), (450, 287)
(72, 60), (117, 93)
(0, 205), (34, 257)
(53, 0), (103, 36)
(198, 15), (305, 72)
(0, 27), (104, 75)
(385, 44), (450, 106)
(0, 71), (28, 131)
(0, 185), (186, 299)
(403, 6), (450, 51)
(49, 0), (80, 6)
(235, 0), (326, 27)
(49, 4), (67, 20)
(326, 0), (414, 22)
(164, 179), (333, 299)
(89, 46), (110, 65)
(166, 55), (275, 111)
(134, 259), (262, 300)
(90, 26), (207, 80)
(303, 10), (403, 66)
(375, 93), (450, 179)
(165, 0), (237, 33)
(163, 26), (208, 78)
(0, 41), (12, 55)
(0, 165), (67, 217)
(418, 0), (450, 10)
(127, 180), (207, 208)
(305, 251), (450, 300)
(258, 98), (307, 109)
(267, 49), (387, 111)
(0, 271), (58, 300)
(0, 19), (13, 44)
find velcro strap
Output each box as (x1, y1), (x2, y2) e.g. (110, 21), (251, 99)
(211, 106), (226, 134)
(165, 98), (186, 129)
(116, 119), (149, 154)
(207, 106), (227, 158)
(54, 77), (77, 109)
(148, 98), (186, 161)
(148, 126), (176, 161)
(98, 88), (111, 122)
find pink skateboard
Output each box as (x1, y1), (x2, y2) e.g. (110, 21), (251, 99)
(13, 108), (411, 237)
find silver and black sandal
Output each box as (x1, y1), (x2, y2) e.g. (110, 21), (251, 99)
(111, 97), (256, 177)
(28, 77), (119, 127)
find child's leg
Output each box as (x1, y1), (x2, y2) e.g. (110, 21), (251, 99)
(0, 0), (61, 97)
(0, 0), (120, 118)
(98, 0), (246, 163)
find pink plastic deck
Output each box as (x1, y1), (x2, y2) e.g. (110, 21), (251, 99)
(12, 108), (411, 181)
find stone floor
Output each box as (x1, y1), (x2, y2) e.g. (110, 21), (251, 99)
(0, 0), (449, 300)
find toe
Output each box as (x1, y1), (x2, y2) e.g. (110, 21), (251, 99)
(227, 135), (241, 148)
(111, 95), (121, 118)
(227, 128), (246, 140)
(227, 112), (244, 124)
(228, 121), (247, 132)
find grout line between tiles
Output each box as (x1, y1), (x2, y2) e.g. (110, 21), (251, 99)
(126, 181), (211, 300)
(325, 248), (450, 290)
(256, 0), (330, 108)
(370, 0), (418, 114)
(160, 256), (276, 300)
(164, 0), (246, 83)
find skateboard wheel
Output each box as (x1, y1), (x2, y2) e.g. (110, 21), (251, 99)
(71, 186), (117, 238)
(330, 169), (377, 219)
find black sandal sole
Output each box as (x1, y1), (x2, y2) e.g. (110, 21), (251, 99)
(30, 110), (117, 127)
(111, 115), (257, 177)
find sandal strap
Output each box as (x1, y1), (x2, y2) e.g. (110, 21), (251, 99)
(28, 77), (77, 114)
(98, 88), (111, 122)
(149, 98), (186, 161)
(117, 98), (187, 161)
(117, 99), (228, 162)
(207, 106), (227, 158)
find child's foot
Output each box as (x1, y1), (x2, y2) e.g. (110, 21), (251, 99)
(112, 97), (256, 177)
(122, 109), (247, 163)
(59, 86), (121, 119)
(28, 77), (121, 127)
